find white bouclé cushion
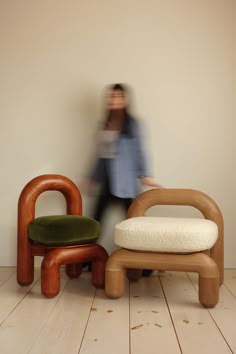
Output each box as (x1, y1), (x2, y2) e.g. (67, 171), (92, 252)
(114, 217), (218, 253)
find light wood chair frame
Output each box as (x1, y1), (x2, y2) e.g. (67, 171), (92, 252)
(17, 174), (108, 297)
(105, 189), (224, 307)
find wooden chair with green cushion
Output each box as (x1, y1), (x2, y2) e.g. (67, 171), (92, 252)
(17, 174), (108, 297)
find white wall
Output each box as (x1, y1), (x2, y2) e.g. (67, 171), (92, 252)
(0, 0), (235, 266)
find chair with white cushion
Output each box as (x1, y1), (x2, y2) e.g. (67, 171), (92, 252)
(105, 189), (223, 307)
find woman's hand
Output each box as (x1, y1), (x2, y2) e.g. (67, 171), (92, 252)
(140, 176), (163, 189)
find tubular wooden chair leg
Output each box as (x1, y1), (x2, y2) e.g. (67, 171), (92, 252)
(41, 244), (108, 298)
(199, 275), (219, 307)
(66, 263), (82, 278)
(105, 267), (125, 299)
(17, 251), (34, 286)
(105, 249), (220, 307)
(197, 256), (220, 307)
(41, 251), (62, 298)
(91, 247), (109, 288)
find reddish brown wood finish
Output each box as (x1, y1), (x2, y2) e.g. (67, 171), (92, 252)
(17, 174), (108, 297)
(41, 244), (108, 297)
(66, 262), (83, 279)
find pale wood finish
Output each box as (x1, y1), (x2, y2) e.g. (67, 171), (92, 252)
(128, 189), (224, 284)
(224, 269), (236, 296)
(29, 278), (95, 354)
(79, 284), (130, 354)
(0, 267), (15, 286)
(0, 270), (39, 325)
(189, 270), (236, 353)
(106, 189), (223, 307)
(130, 275), (181, 354)
(106, 249), (219, 307)
(17, 174), (108, 297)
(160, 271), (231, 354)
(0, 273), (67, 354)
(0, 268), (236, 354)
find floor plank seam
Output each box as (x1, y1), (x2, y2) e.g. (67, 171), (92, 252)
(77, 286), (97, 354)
(1, 268), (236, 354)
(206, 311), (234, 354)
(0, 272), (16, 288)
(26, 277), (69, 354)
(159, 273), (183, 354)
(223, 283), (236, 300)
(128, 280), (131, 354)
(186, 273), (234, 354)
(0, 278), (40, 327)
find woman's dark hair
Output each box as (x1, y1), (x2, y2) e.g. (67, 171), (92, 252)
(104, 83), (133, 137)
(110, 83), (126, 91)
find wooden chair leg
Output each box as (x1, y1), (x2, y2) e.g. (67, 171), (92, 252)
(41, 245), (108, 297)
(105, 267), (125, 298)
(105, 249), (220, 306)
(91, 246), (109, 288)
(66, 263), (82, 278)
(199, 275), (219, 307)
(17, 251), (34, 286)
(41, 251), (61, 298)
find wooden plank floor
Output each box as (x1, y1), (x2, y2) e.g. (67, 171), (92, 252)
(0, 268), (236, 354)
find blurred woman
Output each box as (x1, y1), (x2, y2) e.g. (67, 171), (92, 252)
(85, 83), (162, 275)
(89, 83), (161, 218)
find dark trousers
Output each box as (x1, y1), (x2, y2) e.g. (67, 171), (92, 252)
(93, 193), (132, 222)
(84, 186), (132, 270)
(93, 159), (133, 221)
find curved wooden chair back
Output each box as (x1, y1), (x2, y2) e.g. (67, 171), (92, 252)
(17, 174), (82, 285)
(127, 188), (224, 284)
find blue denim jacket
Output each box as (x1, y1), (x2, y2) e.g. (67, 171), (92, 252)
(91, 118), (148, 198)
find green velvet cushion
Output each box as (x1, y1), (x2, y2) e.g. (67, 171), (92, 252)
(28, 215), (100, 246)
